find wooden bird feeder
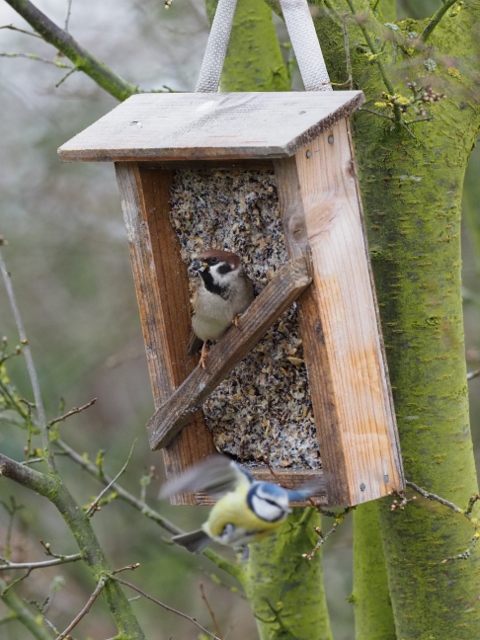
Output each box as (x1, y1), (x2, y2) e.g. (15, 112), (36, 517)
(58, 90), (405, 506)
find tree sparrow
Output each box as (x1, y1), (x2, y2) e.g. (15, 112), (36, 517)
(187, 249), (255, 369)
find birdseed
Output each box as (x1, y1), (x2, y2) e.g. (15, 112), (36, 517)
(169, 167), (321, 470)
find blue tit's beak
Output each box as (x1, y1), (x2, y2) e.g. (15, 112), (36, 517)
(189, 259), (206, 273)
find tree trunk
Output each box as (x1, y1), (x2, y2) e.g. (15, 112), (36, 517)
(240, 509), (333, 640)
(312, 0), (480, 637)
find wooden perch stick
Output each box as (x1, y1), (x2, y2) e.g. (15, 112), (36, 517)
(146, 256), (312, 450)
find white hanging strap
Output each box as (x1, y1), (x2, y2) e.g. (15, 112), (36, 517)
(196, 0), (238, 92)
(195, 0), (331, 93)
(279, 0), (332, 92)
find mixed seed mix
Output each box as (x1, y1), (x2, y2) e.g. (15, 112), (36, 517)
(170, 167), (321, 469)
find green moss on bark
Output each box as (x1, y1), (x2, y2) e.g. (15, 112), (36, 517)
(241, 509), (333, 640)
(207, 0), (290, 92)
(353, 502), (396, 640)
(313, 1), (480, 637)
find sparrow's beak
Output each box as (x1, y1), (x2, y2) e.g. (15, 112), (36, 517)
(189, 259), (207, 273)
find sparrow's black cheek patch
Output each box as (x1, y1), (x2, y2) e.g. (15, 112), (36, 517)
(200, 270), (228, 298)
(218, 263), (233, 275)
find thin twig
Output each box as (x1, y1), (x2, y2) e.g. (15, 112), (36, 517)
(344, 1), (402, 127)
(359, 107), (395, 121)
(64, 0), (73, 31)
(55, 576), (106, 640)
(442, 533), (480, 563)
(0, 249), (55, 472)
(421, 0), (460, 42)
(0, 23), (42, 38)
(467, 369), (480, 382)
(54, 439), (240, 578)
(406, 481), (464, 513)
(48, 398), (97, 429)
(0, 553), (81, 572)
(302, 507), (352, 560)
(55, 66), (77, 88)
(114, 577), (222, 640)
(200, 582), (223, 639)
(3, 0), (138, 101)
(55, 438), (180, 535)
(85, 441), (136, 517)
(0, 52), (72, 67)
(341, 12), (353, 90)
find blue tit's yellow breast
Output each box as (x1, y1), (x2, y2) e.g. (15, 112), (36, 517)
(204, 489), (283, 539)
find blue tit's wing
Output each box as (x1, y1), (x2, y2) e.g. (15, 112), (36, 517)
(159, 455), (253, 500)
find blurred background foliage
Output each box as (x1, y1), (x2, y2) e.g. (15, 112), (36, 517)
(0, 0), (479, 638)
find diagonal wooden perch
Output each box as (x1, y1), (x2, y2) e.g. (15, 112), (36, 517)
(146, 256), (312, 450)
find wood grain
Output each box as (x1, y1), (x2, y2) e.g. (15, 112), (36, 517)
(115, 163), (216, 504)
(147, 257), (312, 449)
(276, 120), (404, 505)
(58, 91), (365, 163)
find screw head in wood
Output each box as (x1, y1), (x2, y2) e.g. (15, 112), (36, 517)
(360, 483), (366, 492)
(328, 135), (334, 144)
(306, 150), (312, 158)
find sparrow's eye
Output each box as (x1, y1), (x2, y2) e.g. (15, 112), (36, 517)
(209, 257), (218, 265)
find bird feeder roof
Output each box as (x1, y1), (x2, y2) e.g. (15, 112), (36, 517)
(58, 91), (365, 163)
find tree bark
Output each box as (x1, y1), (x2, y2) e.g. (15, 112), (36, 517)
(241, 509), (333, 640)
(313, 0), (480, 637)
(353, 502), (396, 640)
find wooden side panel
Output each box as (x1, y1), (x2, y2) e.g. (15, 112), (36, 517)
(115, 163), (215, 504)
(275, 119), (404, 505)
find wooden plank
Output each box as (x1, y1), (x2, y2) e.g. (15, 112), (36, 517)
(115, 163), (216, 504)
(147, 257), (312, 449)
(275, 120), (404, 506)
(193, 468), (328, 506)
(58, 91), (365, 162)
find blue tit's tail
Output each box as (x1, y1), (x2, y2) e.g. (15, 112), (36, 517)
(171, 529), (211, 554)
(285, 478), (323, 503)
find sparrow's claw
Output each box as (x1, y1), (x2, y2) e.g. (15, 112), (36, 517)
(233, 313), (243, 329)
(199, 342), (209, 370)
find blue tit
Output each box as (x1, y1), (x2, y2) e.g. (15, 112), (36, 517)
(159, 455), (319, 553)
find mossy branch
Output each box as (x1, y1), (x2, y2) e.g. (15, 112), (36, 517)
(344, 0), (402, 127)
(3, 0), (138, 101)
(0, 452), (146, 638)
(0, 577), (54, 640)
(421, 0), (461, 42)
(54, 438), (241, 580)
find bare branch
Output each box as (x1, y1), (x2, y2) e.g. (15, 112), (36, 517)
(114, 577), (222, 640)
(3, 0), (138, 101)
(0, 553), (81, 573)
(0, 249), (55, 472)
(344, 0), (402, 127)
(55, 577), (106, 640)
(200, 582), (223, 639)
(0, 52), (72, 67)
(467, 369), (480, 382)
(0, 23), (42, 38)
(406, 480), (464, 513)
(64, 0), (73, 31)
(302, 507), (352, 560)
(54, 438), (241, 579)
(85, 441), (136, 517)
(47, 397), (97, 429)
(0, 577), (54, 640)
